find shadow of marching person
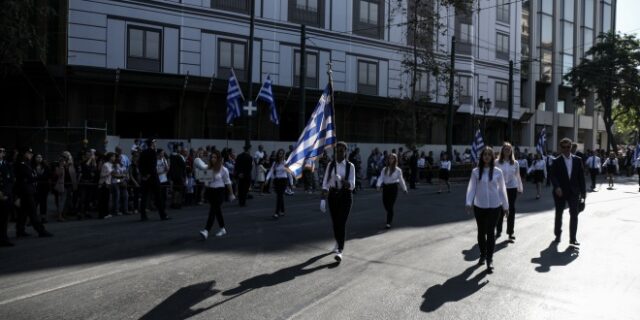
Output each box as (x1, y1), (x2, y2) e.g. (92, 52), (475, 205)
(222, 252), (335, 297)
(420, 264), (489, 313)
(531, 241), (579, 273)
(139, 280), (220, 320)
(461, 240), (510, 262)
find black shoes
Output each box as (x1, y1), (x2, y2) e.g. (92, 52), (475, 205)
(486, 260), (494, 274)
(478, 256), (486, 265)
(39, 231), (53, 238)
(16, 231), (31, 238)
(570, 240), (580, 246)
(508, 235), (516, 243)
(160, 216), (172, 221)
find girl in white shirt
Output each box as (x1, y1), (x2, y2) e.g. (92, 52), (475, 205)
(465, 147), (509, 273)
(438, 154), (452, 194)
(196, 150), (235, 239)
(496, 143), (523, 242)
(527, 153), (547, 199)
(376, 154), (408, 229)
(602, 152), (619, 189)
(266, 149), (294, 219)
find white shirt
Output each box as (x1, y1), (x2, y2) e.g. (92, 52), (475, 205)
(254, 150), (265, 163)
(157, 158), (169, 183)
(376, 167), (408, 192)
(466, 167), (509, 210)
(528, 160), (547, 178)
(517, 159), (528, 170)
(417, 158), (426, 168)
(586, 156), (601, 171)
(266, 162), (294, 185)
(99, 162), (113, 185)
(322, 160), (356, 191)
(440, 160), (451, 171)
(496, 161), (523, 191)
(562, 155), (573, 178)
(205, 167), (232, 188)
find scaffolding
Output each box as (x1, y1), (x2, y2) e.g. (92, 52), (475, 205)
(0, 121), (108, 160)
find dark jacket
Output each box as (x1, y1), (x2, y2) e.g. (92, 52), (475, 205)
(550, 155), (586, 199)
(139, 148), (158, 179)
(0, 160), (14, 198)
(235, 152), (253, 180)
(169, 153), (187, 184)
(13, 161), (37, 197)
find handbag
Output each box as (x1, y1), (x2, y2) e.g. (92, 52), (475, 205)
(578, 198), (585, 213)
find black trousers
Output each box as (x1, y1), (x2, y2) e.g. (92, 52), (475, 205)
(637, 168), (640, 186)
(273, 178), (287, 214)
(238, 178), (251, 206)
(474, 206), (500, 261)
(328, 189), (353, 251)
(205, 187), (225, 230)
(554, 194), (579, 241)
(140, 179), (167, 219)
(496, 188), (518, 236)
(409, 169), (417, 189)
(546, 166), (552, 186)
(0, 199), (10, 241)
(35, 187), (49, 217)
(16, 194), (46, 235)
(97, 185), (110, 218)
(382, 183), (398, 225)
(171, 182), (184, 209)
(589, 169), (599, 189)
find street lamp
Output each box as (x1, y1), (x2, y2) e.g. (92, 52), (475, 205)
(478, 96), (492, 140)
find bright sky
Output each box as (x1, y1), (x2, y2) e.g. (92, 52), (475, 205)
(616, 0), (640, 36)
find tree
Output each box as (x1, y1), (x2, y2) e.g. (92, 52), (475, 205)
(0, 0), (52, 79)
(564, 32), (640, 151)
(612, 102), (640, 145)
(393, 0), (475, 146)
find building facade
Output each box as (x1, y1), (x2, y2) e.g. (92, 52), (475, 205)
(520, 0), (616, 151)
(21, 1), (630, 154)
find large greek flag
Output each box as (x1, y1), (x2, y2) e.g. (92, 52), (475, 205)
(471, 129), (484, 164)
(226, 69), (244, 124)
(536, 127), (546, 155)
(285, 83), (336, 178)
(257, 75), (279, 125)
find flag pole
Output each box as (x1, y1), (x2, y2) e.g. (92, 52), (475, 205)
(327, 60), (335, 143)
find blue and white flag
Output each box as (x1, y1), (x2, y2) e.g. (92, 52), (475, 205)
(257, 75), (279, 125)
(537, 127), (546, 156)
(285, 83), (336, 178)
(471, 129), (484, 164)
(226, 69), (244, 124)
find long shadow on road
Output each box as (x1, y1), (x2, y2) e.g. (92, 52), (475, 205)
(420, 263), (488, 312)
(530, 241), (579, 273)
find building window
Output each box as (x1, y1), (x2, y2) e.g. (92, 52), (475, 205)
(211, 0), (250, 14)
(218, 39), (247, 82)
(416, 71), (429, 98)
(288, 0), (324, 28)
(496, 0), (510, 23)
(357, 60), (378, 95)
(540, 0), (553, 14)
(540, 49), (552, 82)
(496, 33), (509, 60)
(455, 7), (473, 55)
(495, 82), (508, 108)
(127, 26), (161, 72)
(407, 0), (435, 49)
(293, 51), (319, 89)
(581, 0), (595, 55)
(601, 0), (612, 34)
(457, 75), (472, 104)
(353, 0), (384, 39)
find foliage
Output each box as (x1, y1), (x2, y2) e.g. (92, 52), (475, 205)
(564, 32), (640, 151)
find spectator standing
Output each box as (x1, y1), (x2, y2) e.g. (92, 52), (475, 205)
(235, 143), (254, 207)
(33, 154), (51, 223)
(0, 147), (15, 246)
(138, 139), (170, 221)
(169, 148), (187, 209)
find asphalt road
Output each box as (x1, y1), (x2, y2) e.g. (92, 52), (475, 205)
(1, 176), (639, 320)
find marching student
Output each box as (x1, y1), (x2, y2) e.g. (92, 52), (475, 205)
(376, 153), (408, 229)
(602, 152), (619, 189)
(321, 142), (356, 263)
(266, 149), (294, 219)
(517, 154), (529, 183)
(438, 153), (452, 193)
(528, 153), (547, 199)
(585, 150), (601, 191)
(465, 146), (509, 274)
(196, 150), (235, 240)
(496, 143), (523, 242)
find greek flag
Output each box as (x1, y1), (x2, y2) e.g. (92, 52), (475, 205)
(226, 69), (244, 124)
(285, 83), (336, 178)
(537, 127), (546, 156)
(471, 129), (484, 164)
(257, 75), (279, 125)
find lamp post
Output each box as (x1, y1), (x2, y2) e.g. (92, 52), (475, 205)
(478, 96), (492, 141)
